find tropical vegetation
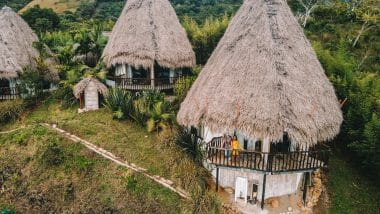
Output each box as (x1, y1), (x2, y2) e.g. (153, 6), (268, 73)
(0, 0), (378, 213)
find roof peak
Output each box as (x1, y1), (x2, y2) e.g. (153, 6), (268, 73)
(1, 6), (14, 12)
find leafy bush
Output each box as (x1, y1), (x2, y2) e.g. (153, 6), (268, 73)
(53, 84), (77, 109)
(130, 90), (165, 126)
(104, 88), (133, 119)
(175, 128), (204, 165)
(18, 58), (53, 101)
(0, 100), (25, 124)
(174, 76), (196, 102)
(146, 101), (175, 133)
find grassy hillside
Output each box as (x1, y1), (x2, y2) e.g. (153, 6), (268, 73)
(0, 99), (221, 213)
(327, 154), (380, 213)
(19, 0), (93, 13)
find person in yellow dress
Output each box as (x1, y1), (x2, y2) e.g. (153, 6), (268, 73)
(232, 135), (243, 164)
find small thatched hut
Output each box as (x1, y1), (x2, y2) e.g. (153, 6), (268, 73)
(102, 0), (195, 90)
(177, 0), (343, 206)
(74, 77), (108, 111)
(0, 6), (59, 99)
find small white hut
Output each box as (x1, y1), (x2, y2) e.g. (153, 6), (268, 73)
(73, 77), (108, 111)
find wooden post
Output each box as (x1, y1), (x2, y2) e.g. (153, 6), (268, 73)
(261, 173), (267, 210)
(79, 95), (83, 109)
(215, 167), (219, 192)
(303, 172), (309, 207)
(150, 65), (155, 89)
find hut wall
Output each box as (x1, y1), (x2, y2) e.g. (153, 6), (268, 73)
(84, 81), (99, 110)
(212, 168), (303, 200)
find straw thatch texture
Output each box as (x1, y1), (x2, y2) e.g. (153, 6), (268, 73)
(73, 77), (109, 99)
(0, 6), (39, 79)
(102, 0), (196, 70)
(177, 0), (343, 146)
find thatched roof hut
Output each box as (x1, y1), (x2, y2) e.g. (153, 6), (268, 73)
(177, 0), (343, 146)
(102, 0), (196, 70)
(0, 6), (59, 82)
(73, 77), (109, 99)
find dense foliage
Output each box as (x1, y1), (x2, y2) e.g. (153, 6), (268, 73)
(289, 0), (380, 178)
(0, 0), (31, 11)
(21, 5), (60, 33)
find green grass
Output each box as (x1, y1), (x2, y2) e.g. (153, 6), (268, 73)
(0, 125), (183, 213)
(327, 154), (380, 214)
(0, 98), (221, 213)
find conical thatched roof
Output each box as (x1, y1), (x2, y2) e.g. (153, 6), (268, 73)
(177, 0), (343, 146)
(0, 6), (38, 79)
(102, 0), (196, 70)
(73, 77), (109, 99)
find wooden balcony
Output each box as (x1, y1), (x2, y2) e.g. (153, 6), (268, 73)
(0, 87), (19, 100)
(111, 77), (181, 91)
(206, 137), (330, 173)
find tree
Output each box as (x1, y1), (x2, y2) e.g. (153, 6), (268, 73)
(289, 0), (327, 27)
(21, 5), (60, 33)
(351, 0), (379, 47)
(183, 15), (230, 64)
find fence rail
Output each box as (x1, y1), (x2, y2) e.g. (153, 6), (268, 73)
(109, 77), (181, 91)
(206, 137), (330, 173)
(0, 87), (19, 100)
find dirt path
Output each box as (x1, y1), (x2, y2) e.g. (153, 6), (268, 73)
(42, 123), (190, 199)
(0, 126), (28, 134)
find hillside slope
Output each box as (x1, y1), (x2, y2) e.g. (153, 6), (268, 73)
(19, 0), (93, 13)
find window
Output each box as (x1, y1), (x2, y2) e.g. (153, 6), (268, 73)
(0, 79), (10, 95)
(154, 63), (170, 79)
(270, 133), (291, 153)
(131, 66), (148, 79)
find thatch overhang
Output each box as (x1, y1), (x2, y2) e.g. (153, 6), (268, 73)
(102, 0), (196, 70)
(0, 6), (59, 82)
(73, 77), (109, 99)
(177, 0), (343, 146)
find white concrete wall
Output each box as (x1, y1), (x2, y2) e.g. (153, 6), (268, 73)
(84, 81), (99, 110)
(213, 168), (303, 200)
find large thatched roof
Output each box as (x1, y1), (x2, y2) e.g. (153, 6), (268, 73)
(73, 77), (109, 99)
(177, 0), (343, 146)
(0, 6), (59, 82)
(102, 0), (196, 70)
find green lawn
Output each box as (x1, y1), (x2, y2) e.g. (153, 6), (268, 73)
(0, 98), (221, 213)
(328, 154), (380, 214)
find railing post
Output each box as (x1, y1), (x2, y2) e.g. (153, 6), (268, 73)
(261, 173), (267, 210)
(215, 167), (219, 192)
(302, 172), (309, 207)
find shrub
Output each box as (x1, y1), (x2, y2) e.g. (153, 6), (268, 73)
(53, 84), (77, 109)
(146, 101), (175, 133)
(175, 128), (204, 165)
(130, 90), (165, 126)
(0, 100), (25, 124)
(174, 76), (196, 102)
(104, 88), (133, 119)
